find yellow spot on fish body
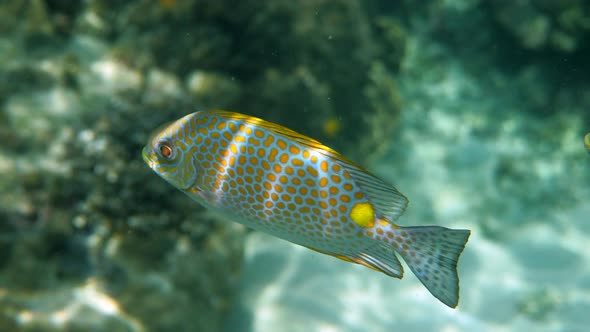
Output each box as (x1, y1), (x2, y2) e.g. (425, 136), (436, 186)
(254, 129), (265, 138)
(302, 150), (310, 159)
(277, 139), (287, 150)
(350, 202), (375, 228)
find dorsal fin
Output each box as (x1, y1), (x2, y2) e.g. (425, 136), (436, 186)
(339, 162), (408, 221)
(203, 110), (339, 154)
(304, 242), (404, 279)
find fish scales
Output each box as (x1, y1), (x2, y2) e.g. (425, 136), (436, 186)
(157, 112), (370, 252)
(143, 110), (471, 308)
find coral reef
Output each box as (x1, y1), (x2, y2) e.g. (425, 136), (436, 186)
(395, 0), (590, 118)
(488, 0), (590, 53)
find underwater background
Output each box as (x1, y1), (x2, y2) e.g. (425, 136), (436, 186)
(1, 0), (589, 331)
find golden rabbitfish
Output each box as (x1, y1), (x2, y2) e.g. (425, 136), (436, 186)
(142, 110), (471, 308)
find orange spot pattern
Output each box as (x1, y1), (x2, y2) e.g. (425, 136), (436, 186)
(179, 112), (375, 254)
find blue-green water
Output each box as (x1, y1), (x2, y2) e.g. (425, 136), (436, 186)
(1, 1), (588, 331)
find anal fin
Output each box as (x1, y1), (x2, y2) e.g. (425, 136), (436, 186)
(304, 242), (404, 279)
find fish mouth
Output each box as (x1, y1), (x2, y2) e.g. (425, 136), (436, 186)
(141, 147), (152, 166)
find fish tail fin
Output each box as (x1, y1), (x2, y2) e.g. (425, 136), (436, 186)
(392, 226), (470, 308)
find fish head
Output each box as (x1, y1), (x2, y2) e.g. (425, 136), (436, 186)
(142, 113), (200, 191)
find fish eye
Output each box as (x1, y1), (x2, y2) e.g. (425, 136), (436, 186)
(157, 142), (175, 159)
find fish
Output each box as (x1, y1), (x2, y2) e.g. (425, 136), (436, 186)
(585, 132), (590, 153)
(142, 110), (471, 308)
